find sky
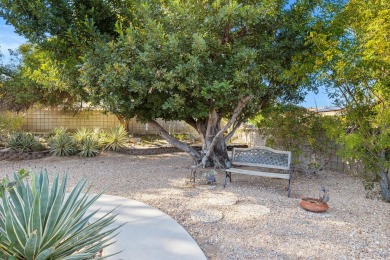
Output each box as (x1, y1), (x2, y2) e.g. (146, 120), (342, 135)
(0, 17), (333, 108)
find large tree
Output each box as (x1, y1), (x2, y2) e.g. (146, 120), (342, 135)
(1, 0), (321, 167)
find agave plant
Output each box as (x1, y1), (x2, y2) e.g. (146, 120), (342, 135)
(73, 128), (90, 144)
(0, 170), (119, 259)
(6, 132), (46, 152)
(102, 125), (128, 152)
(77, 136), (100, 157)
(73, 128), (101, 157)
(49, 129), (76, 156)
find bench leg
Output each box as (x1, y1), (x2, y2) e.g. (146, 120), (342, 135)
(223, 172), (232, 188)
(190, 166), (197, 183)
(287, 177), (292, 198)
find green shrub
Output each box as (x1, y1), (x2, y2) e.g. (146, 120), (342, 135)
(77, 136), (100, 157)
(0, 112), (23, 136)
(73, 127), (90, 144)
(0, 170), (119, 259)
(6, 132), (46, 152)
(102, 125), (128, 152)
(49, 128), (77, 156)
(73, 128), (102, 157)
(251, 105), (339, 172)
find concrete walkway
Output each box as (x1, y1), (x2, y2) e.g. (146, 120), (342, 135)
(87, 194), (207, 260)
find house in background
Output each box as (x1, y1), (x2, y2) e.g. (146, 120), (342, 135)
(308, 106), (343, 116)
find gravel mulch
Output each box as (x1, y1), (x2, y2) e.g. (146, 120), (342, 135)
(1, 152), (389, 259)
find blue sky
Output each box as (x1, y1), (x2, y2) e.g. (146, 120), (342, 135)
(0, 17), (332, 108)
(0, 18), (27, 61)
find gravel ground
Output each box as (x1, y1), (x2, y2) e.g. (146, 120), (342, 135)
(1, 152), (389, 259)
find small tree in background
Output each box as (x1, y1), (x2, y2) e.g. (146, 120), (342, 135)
(309, 0), (390, 201)
(252, 105), (339, 174)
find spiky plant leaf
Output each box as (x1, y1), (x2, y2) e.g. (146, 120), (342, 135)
(77, 136), (100, 157)
(73, 128), (90, 143)
(6, 132), (45, 152)
(102, 125), (128, 152)
(0, 170), (119, 259)
(35, 246), (55, 260)
(49, 131), (76, 156)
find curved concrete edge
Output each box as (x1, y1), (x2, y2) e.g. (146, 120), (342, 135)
(86, 194), (206, 260)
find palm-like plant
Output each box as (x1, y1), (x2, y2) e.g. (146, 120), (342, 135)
(0, 170), (119, 259)
(49, 129), (76, 156)
(102, 125), (128, 152)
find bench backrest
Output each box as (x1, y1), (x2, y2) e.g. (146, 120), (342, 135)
(232, 146), (292, 170)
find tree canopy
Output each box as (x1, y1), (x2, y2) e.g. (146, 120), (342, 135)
(1, 0), (323, 166)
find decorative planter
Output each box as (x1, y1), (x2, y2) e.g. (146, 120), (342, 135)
(299, 197), (329, 213)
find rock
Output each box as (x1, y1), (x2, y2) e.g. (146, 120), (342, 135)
(207, 195), (238, 206)
(129, 137), (141, 143)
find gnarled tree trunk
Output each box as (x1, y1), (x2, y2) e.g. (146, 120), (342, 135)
(149, 96), (251, 168)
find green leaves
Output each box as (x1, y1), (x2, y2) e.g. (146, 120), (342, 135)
(0, 170), (119, 259)
(49, 128), (77, 156)
(6, 132), (46, 152)
(101, 125), (128, 152)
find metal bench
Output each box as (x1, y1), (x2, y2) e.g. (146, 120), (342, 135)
(223, 146), (292, 197)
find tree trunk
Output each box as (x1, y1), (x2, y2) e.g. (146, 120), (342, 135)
(196, 112), (230, 168)
(115, 115), (130, 133)
(379, 170), (390, 202)
(149, 96), (251, 168)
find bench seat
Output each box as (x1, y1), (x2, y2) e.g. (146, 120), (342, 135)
(224, 168), (291, 179)
(223, 146), (292, 197)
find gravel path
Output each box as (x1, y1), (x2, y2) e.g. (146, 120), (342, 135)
(1, 152), (389, 259)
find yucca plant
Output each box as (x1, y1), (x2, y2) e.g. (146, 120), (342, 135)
(73, 128), (101, 157)
(102, 126), (128, 152)
(49, 127), (67, 137)
(0, 170), (119, 259)
(49, 129), (76, 156)
(6, 132), (46, 152)
(77, 136), (100, 157)
(73, 128), (90, 144)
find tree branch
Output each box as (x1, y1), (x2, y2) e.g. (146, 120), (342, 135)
(225, 119), (244, 141)
(184, 118), (197, 131)
(201, 96), (252, 166)
(148, 119), (202, 163)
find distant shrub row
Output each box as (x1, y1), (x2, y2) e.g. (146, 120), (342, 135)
(2, 126), (128, 158)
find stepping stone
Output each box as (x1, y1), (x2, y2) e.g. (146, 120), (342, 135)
(207, 195), (238, 206)
(195, 185), (216, 190)
(190, 209), (223, 223)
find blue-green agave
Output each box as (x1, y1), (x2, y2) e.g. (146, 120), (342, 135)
(0, 170), (119, 259)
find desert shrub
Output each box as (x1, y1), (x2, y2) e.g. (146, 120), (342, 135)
(73, 127), (91, 143)
(6, 131), (46, 152)
(0, 112), (23, 134)
(73, 128), (101, 157)
(0, 170), (119, 259)
(49, 128), (77, 156)
(0, 112), (23, 145)
(77, 135), (100, 157)
(252, 105), (339, 172)
(102, 125), (128, 152)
